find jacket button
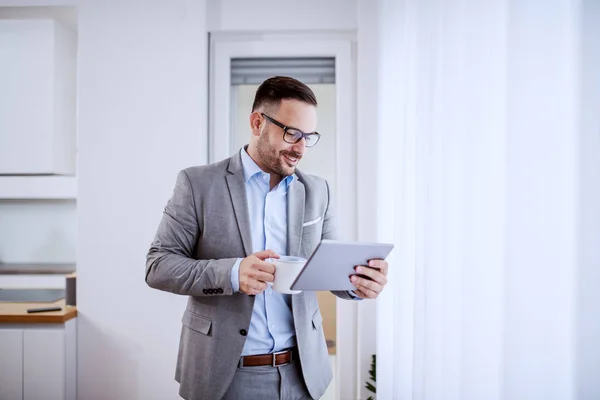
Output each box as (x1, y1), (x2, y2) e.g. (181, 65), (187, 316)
(217, 288), (223, 294)
(208, 289), (214, 294)
(202, 289), (208, 294)
(239, 329), (247, 336)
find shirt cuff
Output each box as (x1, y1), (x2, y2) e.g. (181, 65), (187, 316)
(231, 258), (243, 292)
(348, 290), (363, 300)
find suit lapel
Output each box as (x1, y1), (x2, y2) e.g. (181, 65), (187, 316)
(287, 178), (305, 257)
(226, 155), (253, 257)
(289, 177), (307, 321)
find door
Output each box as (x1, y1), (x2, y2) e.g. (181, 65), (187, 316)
(209, 33), (358, 400)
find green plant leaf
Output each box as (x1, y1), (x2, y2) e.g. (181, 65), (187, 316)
(366, 382), (376, 393)
(364, 353), (377, 398)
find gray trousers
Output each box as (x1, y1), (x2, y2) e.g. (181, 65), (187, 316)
(222, 358), (314, 400)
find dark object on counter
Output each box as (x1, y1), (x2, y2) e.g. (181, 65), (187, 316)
(27, 306), (63, 313)
(0, 289), (65, 303)
(66, 274), (76, 306)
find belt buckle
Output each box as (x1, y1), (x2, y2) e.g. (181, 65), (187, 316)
(272, 349), (291, 367)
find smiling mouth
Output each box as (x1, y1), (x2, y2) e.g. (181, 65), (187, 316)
(282, 153), (301, 165)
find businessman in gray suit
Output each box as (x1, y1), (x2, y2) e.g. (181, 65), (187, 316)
(146, 76), (389, 399)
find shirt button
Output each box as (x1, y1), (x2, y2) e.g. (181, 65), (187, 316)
(239, 329), (247, 336)
(271, 325), (275, 329)
(268, 291), (272, 296)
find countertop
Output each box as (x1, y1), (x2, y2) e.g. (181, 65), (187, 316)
(0, 299), (77, 324)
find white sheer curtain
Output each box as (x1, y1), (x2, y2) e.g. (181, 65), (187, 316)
(375, 0), (590, 399)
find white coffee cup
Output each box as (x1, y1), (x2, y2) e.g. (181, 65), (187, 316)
(272, 256), (306, 294)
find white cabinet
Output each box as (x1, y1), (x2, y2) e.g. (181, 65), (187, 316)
(0, 329), (24, 400)
(0, 19), (76, 175)
(0, 320), (76, 400)
(24, 329), (66, 400)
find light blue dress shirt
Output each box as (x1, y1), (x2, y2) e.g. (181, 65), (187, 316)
(230, 148), (297, 355)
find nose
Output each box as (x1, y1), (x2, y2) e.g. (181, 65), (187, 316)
(292, 137), (307, 154)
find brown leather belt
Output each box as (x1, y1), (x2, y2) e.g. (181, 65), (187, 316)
(238, 348), (295, 368)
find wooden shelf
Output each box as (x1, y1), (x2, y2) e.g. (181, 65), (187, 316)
(0, 176), (76, 199)
(0, 298), (76, 324)
(0, 263), (76, 275)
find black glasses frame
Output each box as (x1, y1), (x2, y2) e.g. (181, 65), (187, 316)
(261, 113), (321, 147)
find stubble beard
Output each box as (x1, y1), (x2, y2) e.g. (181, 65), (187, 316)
(257, 130), (299, 178)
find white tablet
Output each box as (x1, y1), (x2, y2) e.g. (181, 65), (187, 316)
(290, 239), (394, 291)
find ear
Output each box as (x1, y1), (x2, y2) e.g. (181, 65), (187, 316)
(249, 112), (263, 137)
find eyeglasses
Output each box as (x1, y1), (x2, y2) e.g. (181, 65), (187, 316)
(261, 113), (321, 148)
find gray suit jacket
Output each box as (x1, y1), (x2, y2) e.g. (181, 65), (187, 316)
(146, 151), (352, 400)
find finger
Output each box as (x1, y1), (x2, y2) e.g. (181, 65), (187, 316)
(247, 281), (267, 295)
(369, 259), (388, 274)
(351, 288), (369, 299)
(354, 266), (388, 286)
(254, 260), (276, 274)
(359, 286), (379, 299)
(348, 279), (376, 299)
(254, 249), (280, 261)
(252, 270), (275, 283)
(350, 278), (379, 299)
(351, 275), (382, 294)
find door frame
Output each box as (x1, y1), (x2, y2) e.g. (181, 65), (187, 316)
(209, 32), (359, 400)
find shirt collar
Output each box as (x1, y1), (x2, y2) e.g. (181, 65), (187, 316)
(240, 147), (296, 188)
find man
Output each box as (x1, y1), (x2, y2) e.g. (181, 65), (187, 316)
(146, 76), (389, 400)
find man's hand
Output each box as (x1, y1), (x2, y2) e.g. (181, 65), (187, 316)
(239, 250), (279, 295)
(350, 259), (389, 299)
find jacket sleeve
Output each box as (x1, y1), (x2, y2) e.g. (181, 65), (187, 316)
(145, 170), (237, 297)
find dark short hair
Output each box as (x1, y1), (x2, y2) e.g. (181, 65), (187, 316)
(251, 76), (317, 112)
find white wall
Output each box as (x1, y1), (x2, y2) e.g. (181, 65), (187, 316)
(77, 1), (208, 398)
(577, 0), (600, 397)
(206, 0), (357, 32)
